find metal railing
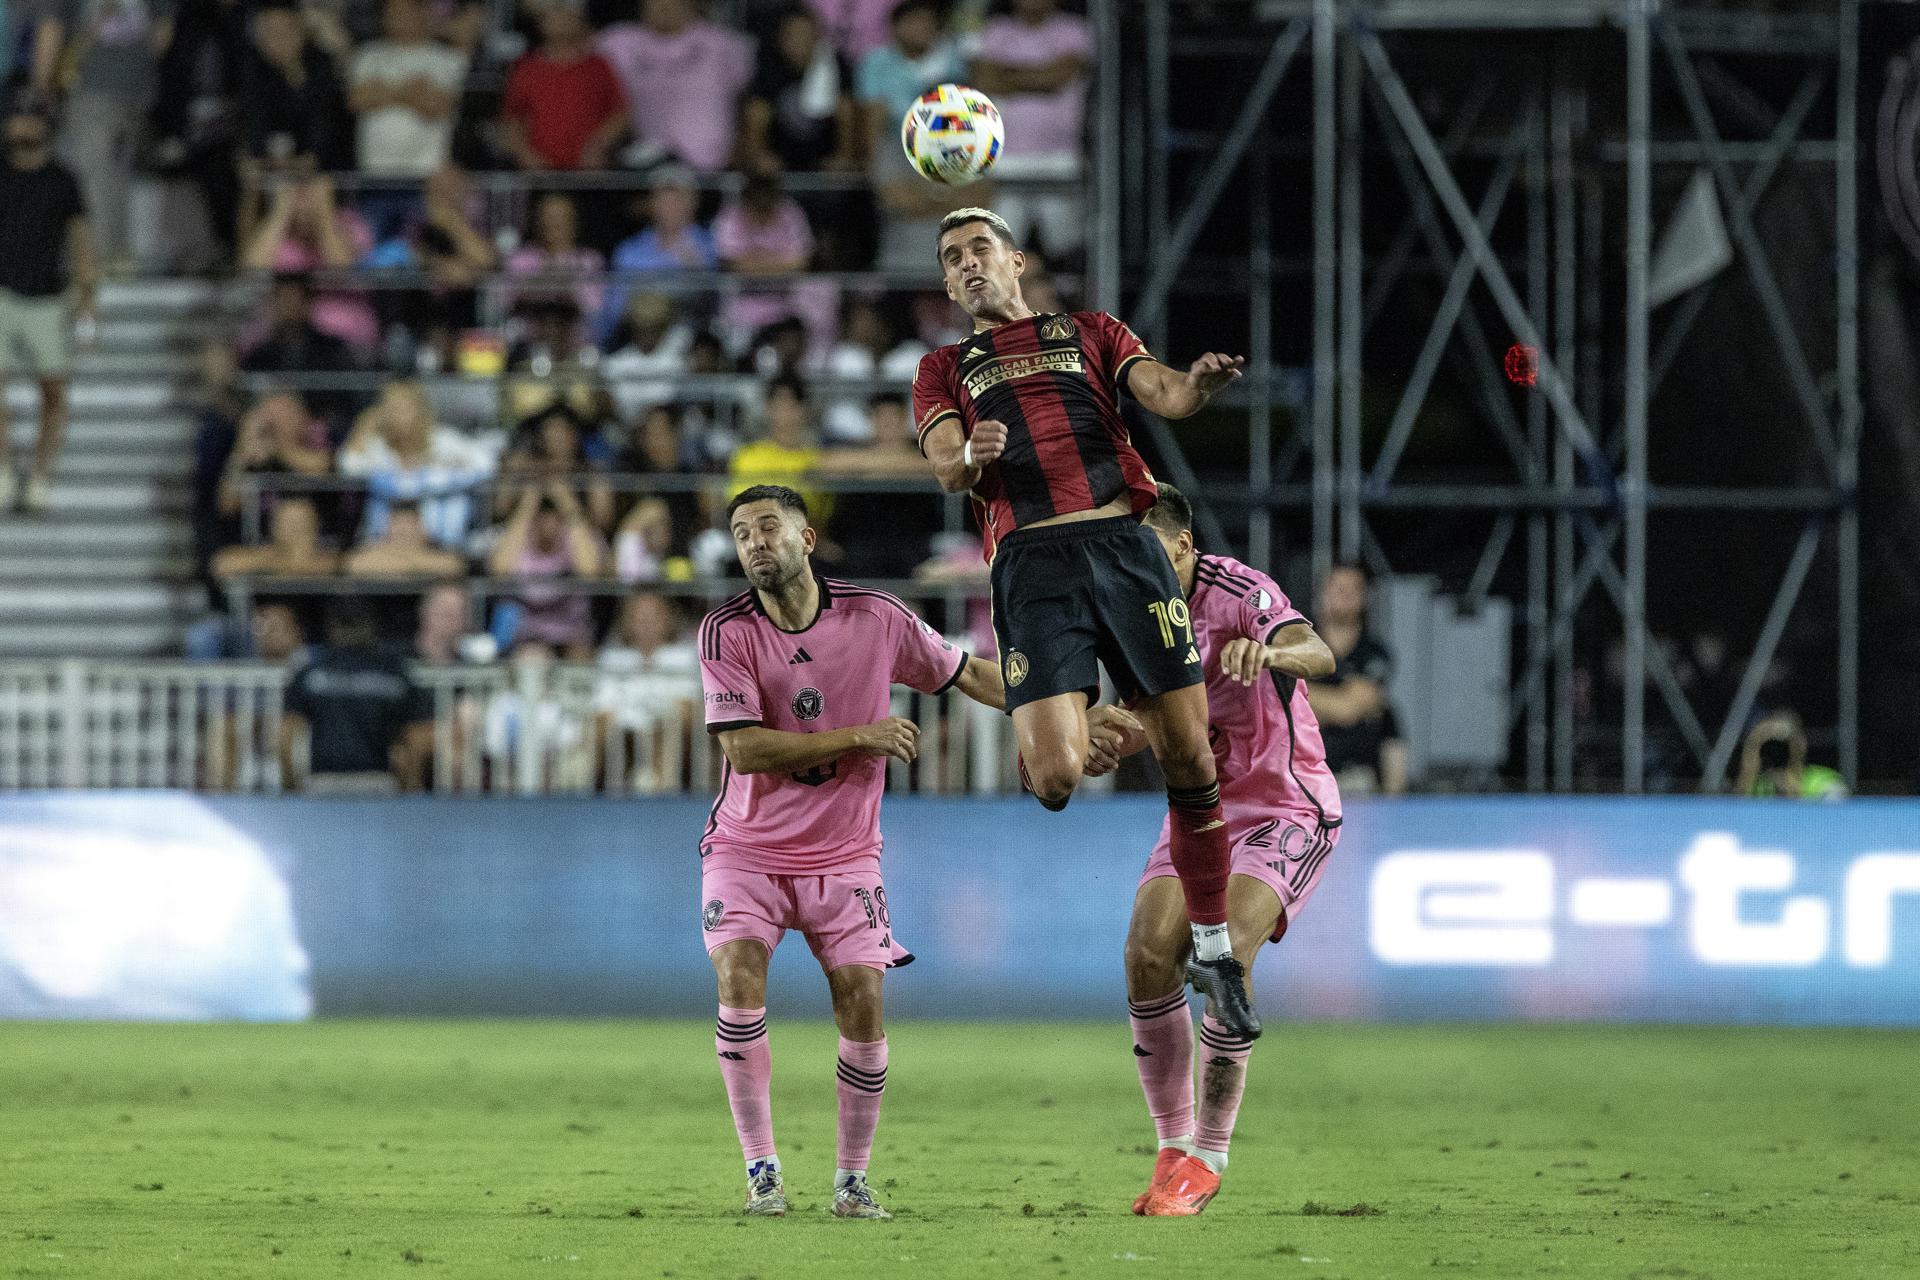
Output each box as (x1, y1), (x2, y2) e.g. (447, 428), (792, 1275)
(0, 657), (1029, 799)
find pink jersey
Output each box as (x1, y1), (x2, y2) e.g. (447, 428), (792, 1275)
(1188, 554), (1342, 827)
(698, 575), (969, 875)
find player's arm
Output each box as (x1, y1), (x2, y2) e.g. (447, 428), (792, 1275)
(949, 655), (1004, 710)
(1083, 704), (1147, 777)
(716, 719), (920, 774)
(1123, 352), (1247, 420)
(1219, 621), (1336, 687)
(921, 416), (1006, 493)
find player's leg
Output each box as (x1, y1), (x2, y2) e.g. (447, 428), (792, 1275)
(1011, 690), (1091, 810)
(1123, 868), (1197, 1213)
(702, 870), (789, 1215)
(989, 529), (1101, 811)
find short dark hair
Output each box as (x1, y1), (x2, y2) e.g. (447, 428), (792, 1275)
(1758, 738), (1792, 772)
(325, 598), (378, 649)
(936, 208), (1018, 260)
(891, 0), (941, 23)
(765, 372), (809, 404)
(727, 484), (809, 524)
(1144, 482), (1193, 536)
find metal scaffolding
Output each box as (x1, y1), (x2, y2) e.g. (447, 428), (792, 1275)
(1112, 0), (1860, 793)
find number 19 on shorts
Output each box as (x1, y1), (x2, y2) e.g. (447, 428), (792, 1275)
(1148, 597), (1193, 649)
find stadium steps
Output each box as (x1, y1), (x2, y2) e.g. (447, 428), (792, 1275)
(0, 281), (234, 658)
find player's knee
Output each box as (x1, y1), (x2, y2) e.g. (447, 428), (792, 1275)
(711, 945), (768, 1007)
(1123, 933), (1183, 999)
(1156, 743), (1217, 789)
(1028, 749), (1083, 804)
(831, 979), (884, 1039)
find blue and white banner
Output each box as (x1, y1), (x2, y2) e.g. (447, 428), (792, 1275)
(0, 795), (1915, 1024)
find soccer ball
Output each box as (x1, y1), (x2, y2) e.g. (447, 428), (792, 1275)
(901, 83), (1003, 186)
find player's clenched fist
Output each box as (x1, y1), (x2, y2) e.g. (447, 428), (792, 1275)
(853, 716), (920, 763)
(1219, 636), (1272, 687)
(967, 419), (1008, 468)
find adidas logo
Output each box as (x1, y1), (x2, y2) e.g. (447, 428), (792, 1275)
(1206, 1055), (1237, 1068)
(718, 1050), (746, 1061)
(1184, 645), (1201, 665)
(789, 648), (813, 665)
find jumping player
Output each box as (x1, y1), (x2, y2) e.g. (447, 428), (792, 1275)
(913, 207), (1260, 1036)
(1084, 484), (1341, 1216)
(698, 484), (1004, 1219)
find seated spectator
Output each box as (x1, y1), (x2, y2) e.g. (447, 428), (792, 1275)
(728, 374), (830, 525)
(613, 402), (702, 564)
(603, 292), (696, 420)
(1305, 562), (1407, 795)
(805, 0), (895, 62)
(347, 0), (469, 177)
(741, 5), (859, 175)
(506, 191), (604, 333)
(488, 482), (608, 660)
(240, 1), (353, 178)
(502, 299), (606, 425)
(816, 392), (924, 476)
(596, 0), (752, 172)
(241, 175), (379, 352)
(240, 276), (363, 412)
(612, 495), (681, 584)
(820, 393), (934, 577)
(970, 0), (1092, 261)
(819, 296), (927, 443)
(338, 380), (498, 548)
(593, 590), (698, 790)
(211, 496), (340, 580)
(215, 390), (334, 523)
(501, 0), (627, 171)
(362, 162), (498, 369)
(1738, 711), (1849, 801)
(343, 499), (467, 578)
(252, 599), (312, 664)
(599, 166), (716, 341)
(860, 0), (974, 272)
(414, 578), (490, 663)
(713, 170), (837, 357)
(192, 342), (249, 585)
(280, 599), (434, 794)
(51, 0), (171, 274)
(498, 403), (615, 531)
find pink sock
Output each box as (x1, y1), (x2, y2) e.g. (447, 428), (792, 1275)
(1195, 1012), (1255, 1153)
(1128, 989), (1195, 1143)
(834, 1036), (888, 1171)
(716, 1006), (775, 1160)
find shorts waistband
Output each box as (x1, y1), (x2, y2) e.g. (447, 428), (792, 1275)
(997, 513), (1142, 550)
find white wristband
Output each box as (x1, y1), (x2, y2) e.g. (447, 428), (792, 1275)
(962, 439), (975, 468)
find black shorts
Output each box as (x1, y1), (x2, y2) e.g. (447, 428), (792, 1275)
(989, 515), (1204, 713)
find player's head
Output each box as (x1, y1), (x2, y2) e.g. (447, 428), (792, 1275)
(936, 208), (1026, 320)
(727, 484), (816, 592)
(1143, 482), (1196, 568)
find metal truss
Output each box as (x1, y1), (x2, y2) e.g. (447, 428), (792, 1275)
(1115, 0), (1860, 792)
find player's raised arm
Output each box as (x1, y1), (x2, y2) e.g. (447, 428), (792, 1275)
(921, 417), (1006, 493)
(1218, 625), (1336, 687)
(716, 719), (919, 774)
(1124, 352), (1248, 421)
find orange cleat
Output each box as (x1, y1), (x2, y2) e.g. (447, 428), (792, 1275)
(1132, 1147), (1187, 1215)
(1140, 1154), (1220, 1216)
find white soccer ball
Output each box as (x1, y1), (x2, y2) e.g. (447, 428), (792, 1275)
(900, 83), (1004, 187)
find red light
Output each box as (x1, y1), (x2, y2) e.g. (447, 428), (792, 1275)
(1505, 343), (1539, 387)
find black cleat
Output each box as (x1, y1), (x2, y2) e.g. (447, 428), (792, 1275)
(1185, 954), (1261, 1040)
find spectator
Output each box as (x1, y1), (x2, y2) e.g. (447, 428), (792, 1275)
(1737, 712), (1849, 801)
(614, 402), (701, 553)
(595, 0), (751, 172)
(280, 598), (434, 793)
(599, 165), (716, 342)
(0, 88), (95, 514)
(502, 298), (605, 425)
(741, 5), (859, 175)
(819, 392), (933, 577)
(593, 590), (697, 789)
(488, 481), (607, 660)
(728, 374), (830, 524)
(11, 4), (69, 94)
(819, 295), (925, 443)
(501, 0), (627, 170)
(241, 175), (379, 352)
(191, 342), (249, 582)
(214, 389), (333, 525)
(343, 498), (466, 577)
(1304, 562), (1407, 796)
(505, 191), (604, 332)
(148, 0), (246, 255)
(714, 169), (838, 356)
(498, 403), (615, 531)
(240, 274), (363, 391)
(362, 162), (497, 369)
(239, 0), (353, 178)
(46, 0), (171, 274)
(603, 292), (696, 420)
(251, 599), (311, 664)
(969, 0), (1091, 260)
(804, 0), (895, 62)
(859, 0), (970, 272)
(210, 495), (339, 579)
(338, 379), (498, 547)
(413, 578), (485, 663)
(347, 0), (468, 177)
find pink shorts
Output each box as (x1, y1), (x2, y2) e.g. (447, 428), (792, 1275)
(1141, 810), (1341, 941)
(700, 863), (913, 973)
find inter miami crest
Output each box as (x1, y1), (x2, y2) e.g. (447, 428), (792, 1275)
(702, 899), (725, 932)
(792, 686), (824, 720)
(1040, 314), (1077, 341)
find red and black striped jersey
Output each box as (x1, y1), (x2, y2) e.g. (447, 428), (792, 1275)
(912, 311), (1158, 562)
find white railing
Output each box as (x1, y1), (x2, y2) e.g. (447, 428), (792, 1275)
(0, 658), (1034, 797)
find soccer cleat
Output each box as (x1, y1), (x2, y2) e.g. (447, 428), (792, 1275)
(743, 1163), (787, 1216)
(1140, 1153), (1220, 1216)
(830, 1177), (892, 1220)
(1185, 953), (1261, 1040)
(1017, 752), (1070, 812)
(1133, 1146), (1187, 1214)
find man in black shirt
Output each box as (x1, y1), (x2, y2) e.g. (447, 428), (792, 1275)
(1305, 563), (1408, 794)
(0, 89), (96, 514)
(242, 274), (364, 426)
(280, 600), (435, 794)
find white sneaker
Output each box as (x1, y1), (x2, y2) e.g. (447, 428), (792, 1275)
(743, 1164), (787, 1217)
(21, 473), (49, 514)
(830, 1177), (892, 1220)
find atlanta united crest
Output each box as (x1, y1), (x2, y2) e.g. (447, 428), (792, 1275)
(1006, 650), (1029, 686)
(1040, 314), (1076, 341)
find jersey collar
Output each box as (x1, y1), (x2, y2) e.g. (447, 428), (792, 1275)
(750, 568), (834, 633)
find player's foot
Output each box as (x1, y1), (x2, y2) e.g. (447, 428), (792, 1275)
(1132, 1146), (1187, 1214)
(1017, 753), (1070, 812)
(1185, 954), (1261, 1040)
(1140, 1153), (1220, 1216)
(830, 1176), (892, 1220)
(743, 1164), (787, 1216)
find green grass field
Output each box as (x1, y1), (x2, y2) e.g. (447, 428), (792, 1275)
(2, 1021), (1916, 1279)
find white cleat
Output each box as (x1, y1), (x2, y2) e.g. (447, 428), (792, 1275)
(743, 1164), (787, 1217)
(831, 1178), (892, 1220)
